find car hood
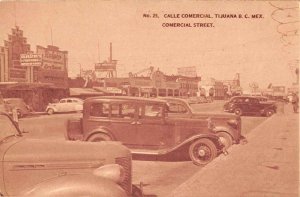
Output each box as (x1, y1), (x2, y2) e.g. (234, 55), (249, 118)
(4, 138), (129, 162)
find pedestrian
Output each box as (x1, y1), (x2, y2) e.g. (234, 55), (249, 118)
(291, 93), (299, 113)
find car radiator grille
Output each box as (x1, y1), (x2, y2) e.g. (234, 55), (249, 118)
(115, 156), (132, 196)
(237, 118), (242, 137)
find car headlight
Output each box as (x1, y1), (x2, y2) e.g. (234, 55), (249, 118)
(227, 119), (238, 129)
(207, 117), (215, 130)
(93, 164), (125, 184)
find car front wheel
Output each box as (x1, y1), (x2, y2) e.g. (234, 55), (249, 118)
(88, 133), (112, 142)
(189, 138), (217, 166)
(47, 108), (54, 115)
(234, 108), (242, 116)
(265, 109), (274, 117)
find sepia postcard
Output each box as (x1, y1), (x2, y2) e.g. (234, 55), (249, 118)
(0, 0), (299, 197)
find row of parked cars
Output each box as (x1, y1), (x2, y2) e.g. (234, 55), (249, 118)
(0, 95), (247, 196)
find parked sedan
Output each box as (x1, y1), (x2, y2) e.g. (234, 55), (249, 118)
(66, 96), (226, 166)
(46, 98), (83, 115)
(159, 97), (244, 149)
(224, 96), (277, 116)
(3, 98), (32, 118)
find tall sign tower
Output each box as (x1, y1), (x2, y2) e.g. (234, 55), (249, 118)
(94, 43), (117, 78)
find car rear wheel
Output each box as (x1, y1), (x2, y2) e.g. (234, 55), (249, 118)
(265, 109), (274, 117)
(234, 108), (242, 116)
(189, 138), (217, 166)
(88, 133), (112, 142)
(217, 132), (233, 149)
(47, 108), (54, 115)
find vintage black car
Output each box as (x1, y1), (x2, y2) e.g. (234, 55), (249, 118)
(66, 97), (226, 166)
(223, 96), (277, 116)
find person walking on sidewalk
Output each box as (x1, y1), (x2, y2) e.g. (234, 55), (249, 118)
(291, 92), (299, 113)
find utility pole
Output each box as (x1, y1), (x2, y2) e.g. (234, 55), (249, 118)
(50, 26), (53, 46)
(296, 68), (299, 84)
(79, 63), (82, 78)
(97, 40), (100, 63)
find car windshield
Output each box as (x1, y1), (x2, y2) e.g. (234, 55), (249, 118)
(0, 114), (19, 140)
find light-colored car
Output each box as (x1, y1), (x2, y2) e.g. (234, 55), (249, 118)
(0, 112), (133, 197)
(46, 98), (83, 115)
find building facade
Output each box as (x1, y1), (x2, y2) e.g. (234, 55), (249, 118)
(36, 45), (68, 88)
(0, 46), (9, 82)
(2, 26), (32, 82)
(0, 26), (69, 111)
(94, 69), (200, 97)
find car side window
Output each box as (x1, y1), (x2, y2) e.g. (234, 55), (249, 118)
(167, 103), (187, 113)
(67, 99), (72, 103)
(250, 98), (259, 103)
(60, 99), (66, 103)
(110, 103), (135, 119)
(90, 103), (109, 117)
(141, 104), (163, 118)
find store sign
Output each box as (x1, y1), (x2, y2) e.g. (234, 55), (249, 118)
(9, 68), (26, 79)
(37, 47), (66, 71)
(177, 66), (197, 77)
(20, 54), (42, 67)
(43, 62), (64, 71)
(95, 62), (116, 71)
(106, 87), (122, 94)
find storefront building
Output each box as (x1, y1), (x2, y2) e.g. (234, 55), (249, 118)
(98, 69), (199, 97)
(36, 45), (68, 88)
(0, 26), (69, 111)
(0, 46), (9, 82)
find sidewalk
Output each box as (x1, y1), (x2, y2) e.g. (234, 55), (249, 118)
(171, 104), (299, 197)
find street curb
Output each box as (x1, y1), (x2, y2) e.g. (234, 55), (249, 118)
(169, 113), (280, 197)
(244, 113), (278, 140)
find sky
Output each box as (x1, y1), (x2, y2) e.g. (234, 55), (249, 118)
(0, 0), (299, 89)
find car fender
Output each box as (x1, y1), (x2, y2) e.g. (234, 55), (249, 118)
(212, 126), (235, 141)
(84, 127), (115, 141)
(159, 133), (222, 155)
(46, 106), (57, 112)
(21, 174), (127, 197)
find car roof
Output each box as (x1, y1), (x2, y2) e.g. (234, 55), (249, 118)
(61, 97), (83, 100)
(3, 98), (24, 101)
(84, 96), (167, 104)
(158, 97), (188, 102)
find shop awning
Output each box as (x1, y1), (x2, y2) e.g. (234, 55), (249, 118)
(93, 87), (124, 94)
(69, 88), (104, 96)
